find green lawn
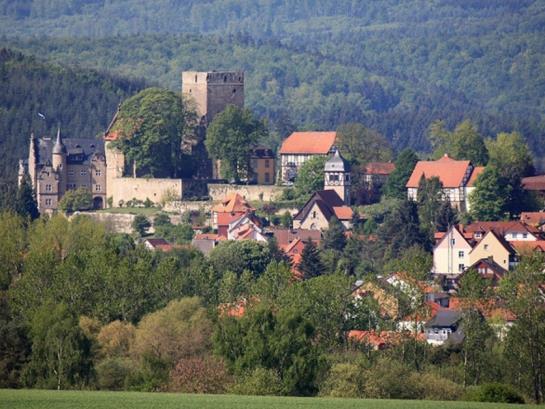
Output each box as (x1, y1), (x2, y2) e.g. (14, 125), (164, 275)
(0, 389), (536, 409)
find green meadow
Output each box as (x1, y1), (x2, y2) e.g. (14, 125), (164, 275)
(0, 389), (538, 409)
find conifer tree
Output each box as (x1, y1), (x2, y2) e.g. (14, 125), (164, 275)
(322, 217), (346, 252)
(15, 175), (39, 220)
(436, 197), (458, 232)
(298, 241), (324, 280)
(384, 149), (419, 199)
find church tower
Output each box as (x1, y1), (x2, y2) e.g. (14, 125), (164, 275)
(324, 147), (351, 204)
(52, 127), (67, 196)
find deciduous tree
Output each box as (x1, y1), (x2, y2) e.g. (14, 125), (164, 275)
(205, 105), (268, 183)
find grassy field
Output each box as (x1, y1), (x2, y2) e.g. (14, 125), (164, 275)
(0, 389), (537, 409)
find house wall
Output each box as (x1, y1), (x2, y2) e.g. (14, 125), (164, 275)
(208, 184), (285, 202)
(293, 202), (330, 230)
(469, 233), (511, 271)
(433, 227), (472, 275)
(280, 153), (325, 184)
(251, 157), (275, 185)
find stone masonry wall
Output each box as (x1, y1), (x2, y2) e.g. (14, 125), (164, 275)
(207, 184), (285, 202)
(110, 177), (183, 207)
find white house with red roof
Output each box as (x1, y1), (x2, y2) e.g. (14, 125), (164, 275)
(406, 154), (484, 211)
(279, 131), (336, 184)
(433, 225), (473, 275)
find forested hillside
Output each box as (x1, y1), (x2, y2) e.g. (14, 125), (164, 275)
(1, 0), (544, 167)
(0, 49), (145, 184)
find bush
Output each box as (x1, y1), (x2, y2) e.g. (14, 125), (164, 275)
(319, 363), (363, 398)
(58, 187), (93, 213)
(410, 372), (463, 401)
(96, 357), (133, 390)
(230, 368), (283, 396)
(362, 359), (418, 399)
(169, 356), (231, 394)
(464, 383), (525, 404)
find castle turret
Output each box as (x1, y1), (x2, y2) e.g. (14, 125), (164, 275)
(324, 147), (351, 204)
(28, 133), (37, 189)
(52, 127), (67, 195)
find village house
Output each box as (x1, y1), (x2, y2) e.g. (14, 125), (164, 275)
(270, 228), (321, 247)
(433, 221), (544, 281)
(406, 154), (484, 212)
(191, 233), (226, 256)
(226, 213), (267, 242)
(211, 193), (255, 236)
(362, 161), (395, 203)
(292, 190), (353, 230)
(522, 174), (545, 201)
(279, 131), (336, 184)
(456, 258), (507, 288)
(424, 309), (463, 346)
(520, 212), (545, 231)
(143, 238), (175, 252)
(250, 147), (275, 185)
(433, 225), (473, 276)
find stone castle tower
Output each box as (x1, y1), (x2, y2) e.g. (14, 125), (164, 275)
(182, 71), (245, 179)
(182, 71), (244, 126)
(324, 147), (351, 204)
(51, 128), (67, 197)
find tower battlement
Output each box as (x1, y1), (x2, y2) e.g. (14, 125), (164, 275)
(181, 70), (244, 126)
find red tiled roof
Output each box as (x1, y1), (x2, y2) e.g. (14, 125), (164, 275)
(212, 193), (254, 213)
(406, 154), (472, 188)
(522, 175), (545, 191)
(271, 228), (321, 246)
(467, 166), (485, 187)
(217, 212), (245, 227)
(364, 162), (396, 175)
(279, 131), (336, 155)
(333, 206), (353, 221)
(104, 130), (119, 141)
(510, 241), (545, 253)
(521, 212), (545, 227)
(464, 221), (540, 236)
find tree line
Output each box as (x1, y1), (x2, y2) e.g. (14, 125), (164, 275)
(0, 211), (544, 402)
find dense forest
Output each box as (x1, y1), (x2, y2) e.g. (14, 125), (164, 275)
(0, 49), (145, 187)
(1, 0), (544, 169)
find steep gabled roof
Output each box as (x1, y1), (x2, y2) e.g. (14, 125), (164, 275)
(466, 257), (508, 278)
(470, 230), (516, 256)
(293, 190), (347, 223)
(467, 166), (485, 187)
(406, 154), (472, 188)
(279, 131), (336, 155)
(434, 225), (472, 250)
(213, 193), (254, 213)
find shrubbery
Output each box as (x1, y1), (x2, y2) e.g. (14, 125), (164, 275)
(464, 383), (525, 404)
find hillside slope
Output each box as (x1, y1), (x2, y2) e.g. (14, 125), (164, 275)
(0, 49), (145, 184)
